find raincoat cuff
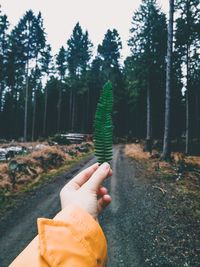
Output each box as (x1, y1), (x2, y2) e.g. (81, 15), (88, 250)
(37, 205), (107, 266)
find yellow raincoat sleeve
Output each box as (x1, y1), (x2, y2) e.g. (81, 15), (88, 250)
(9, 205), (108, 267)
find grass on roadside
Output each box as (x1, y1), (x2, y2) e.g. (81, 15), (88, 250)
(124, 142), (200, 220)
(0, 148), (93, 217)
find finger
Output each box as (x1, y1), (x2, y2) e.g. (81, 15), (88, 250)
(108, 169), (113, 177)
(83, 162), (111, 191)
(98, 194), (112, 213)
(97, 186), (108, 197)
(67, 163), (99, 190)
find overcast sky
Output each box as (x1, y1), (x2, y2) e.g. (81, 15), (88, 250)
(1, 0), (168, 60)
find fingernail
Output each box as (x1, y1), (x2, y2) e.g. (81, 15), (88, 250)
(102, 162), (110, 170)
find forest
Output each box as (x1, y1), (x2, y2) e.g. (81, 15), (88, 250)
(0, 0), (200, 159)
(1, 1), (200, 266)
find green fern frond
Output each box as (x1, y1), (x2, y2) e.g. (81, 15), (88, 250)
(94, 81), (113, 164)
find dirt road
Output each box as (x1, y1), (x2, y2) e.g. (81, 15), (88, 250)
(0, 146), (199, 266)
(0, 156), (96, 267)
(101, 146), (199, 267)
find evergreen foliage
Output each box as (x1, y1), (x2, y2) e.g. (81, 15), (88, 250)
(66, 23), (93, 131)
(94, 81), (113, 164)
(0, 2), (199, 156)
(128, 0), (168, 141)
(175, 0), (200, 154)
(98, 28), (127, 136)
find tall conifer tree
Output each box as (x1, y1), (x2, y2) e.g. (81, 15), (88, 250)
(128, 0), (167, 148)
(162, 0), (174, 160)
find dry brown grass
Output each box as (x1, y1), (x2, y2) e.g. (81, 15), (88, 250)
(125, 142), (200, 202)
(24, 146), (71, 163)
(185, 156), (200, 168)
(125, 143), (200, 169)
(0, 163), (8, 174)
(172, 152), (185, 164)
(125, 143), (177, 176)
(0, 143), (92, 192)
(0, 164), (10, 190)
(125, 143), (150, 161)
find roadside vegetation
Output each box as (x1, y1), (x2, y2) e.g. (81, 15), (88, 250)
(125, 141), (200, 212)
(0, 140), (93, 214)
(125, 142), (200, 265)
(125, 141), (200, 264)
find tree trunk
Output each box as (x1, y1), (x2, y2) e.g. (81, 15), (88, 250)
(146, 83), (151, 140)
(43, 85), (48, 137)
(57, 79), (62, 132)
(185, 90), (190, 154)
(162, 0), (174, 160)
(31, 59), (39, 141)
(31, 89), (37, 141)
(23, 59), (29, 142)
(196, 95), (200, 142)
(145, 81), (152, 153)
(144, 4), (152, 154)
(0, 83), (3, 112)
(85, 89), (90, 133)
(71, 91), (76, 131)
(185, 45), (190, 155)
(23, 19), (31, 142)
(0, 32), (6, 112)
(69, 88), (73, 131)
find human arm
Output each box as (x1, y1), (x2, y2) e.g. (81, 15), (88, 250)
(10, 162), (112, 267)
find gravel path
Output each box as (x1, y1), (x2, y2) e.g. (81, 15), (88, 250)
(100, 146), (143, 266)
(0, 146), (199, 267)
(101, 146), (200, 267)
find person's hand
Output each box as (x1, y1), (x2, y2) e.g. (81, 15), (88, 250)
(60, 162), (112, 220)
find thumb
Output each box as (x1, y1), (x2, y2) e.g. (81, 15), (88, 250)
(83, 162), (111, 191)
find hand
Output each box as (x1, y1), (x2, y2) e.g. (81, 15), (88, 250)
(60, 162), (112, 220)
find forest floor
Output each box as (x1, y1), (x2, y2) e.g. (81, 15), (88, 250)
(0, 144), (199, 266)
(123, 143), (200, 266)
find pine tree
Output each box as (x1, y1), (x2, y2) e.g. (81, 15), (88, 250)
(56, 46), (67, 132)
(66, 23), (93, 131)
(1, 16), (28, 138)
(20, 10), (37, 141)
(124, 55), (147, 138)
(13, 10), (46, 141)
(87, 56), (104, 132)
(31, 65), (42, 140)
(31, 12), (46, 140)
(45, 77), (60, 135)
(98, 29), (122, 79)
(40, 44), (53, 136)
(128, 0), (167, 149)
(0, 7), (9, 117)
(98, 29), (126, 136)
(162, 0), (175, 160)
(175, 0), (200, 154)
